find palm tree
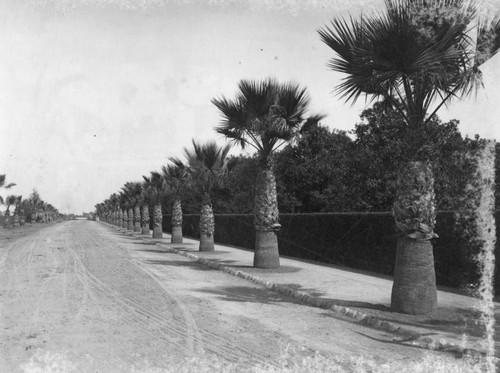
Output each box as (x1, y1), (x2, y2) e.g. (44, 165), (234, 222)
(108, 193), (120, 226)
(0, 174), (15, 191)
(121, 182), (142, 231)
(29, 190), (42, 223)
(212, 78), (323, 268)
(161, 158), (189, 243)
(0, 175), (15, 221)
(118, 192), (128, 229)
(184, 140), (237, 252)
(318, 0), (500, 314)
(139, 179), (151, 235)
(144, 171), (166, 238)
(12, 196), (22, 226)
(95, 203), (105, 221)
(4, 195), (17, 227)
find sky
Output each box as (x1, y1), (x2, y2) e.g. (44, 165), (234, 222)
(0, 0), (499, 214)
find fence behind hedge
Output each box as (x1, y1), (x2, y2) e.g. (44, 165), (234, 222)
(163, 211), (499, 294)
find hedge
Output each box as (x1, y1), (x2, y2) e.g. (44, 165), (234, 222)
(163, 212), (499, 294)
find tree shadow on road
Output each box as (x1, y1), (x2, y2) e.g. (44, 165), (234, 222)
(280, 283), (390, 311)
(138, 248), (168, 254)
(194, 285), (298, 305)
(144, 259), (214, 271)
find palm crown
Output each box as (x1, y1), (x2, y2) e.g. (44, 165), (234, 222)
(212, 78), (322, 160)
(184, 140), (237, 195)
(121, 182), (143, 205)
(161, 158), (189, 197)
(143, 171), (166, 203)
(318, 0), (500, 128)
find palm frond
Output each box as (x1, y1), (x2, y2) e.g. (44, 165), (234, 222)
(213, 78), (315, 158)
(320, 0), (497, 127)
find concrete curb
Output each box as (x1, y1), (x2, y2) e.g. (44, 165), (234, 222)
(107, 223), (484, 358)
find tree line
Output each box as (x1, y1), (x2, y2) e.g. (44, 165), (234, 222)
(0, 175), (61, 227)
(96, 0), (500, 316)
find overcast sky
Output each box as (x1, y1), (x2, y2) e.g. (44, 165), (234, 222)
(1, 0), (499, 214)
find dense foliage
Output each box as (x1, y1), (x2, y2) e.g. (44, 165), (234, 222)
(212, 104), (486, 215)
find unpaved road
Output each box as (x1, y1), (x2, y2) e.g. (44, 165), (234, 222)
(0, 220), (460, 372)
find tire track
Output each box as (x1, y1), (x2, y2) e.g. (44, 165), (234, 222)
(91, 223), (277, 365)
(65, 227), (202, 353)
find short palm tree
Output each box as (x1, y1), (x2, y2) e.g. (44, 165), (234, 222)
(144, 171), (166, 238)
(135, 181), (150, 235)
(122, 182), (143, 232)
(122, 182), (140, 231)
(184, 140), (237, 252)
(108, 193), (120, 226)
(118, 192), (128, 229)
(212, 78), (323, 268)
(161, 159), (189, 243)
(318, 0), (500, 314)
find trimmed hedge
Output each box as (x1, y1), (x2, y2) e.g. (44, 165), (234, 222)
(163, 212), (499, 294)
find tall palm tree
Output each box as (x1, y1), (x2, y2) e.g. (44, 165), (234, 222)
(318, 0), (500, 314)
(212, 78), (323, 268)
(184, 140), (237, 252)
(0, 175), (15, 219)
(161, 159), (189, 244)
(13, 196), (22, 226)
(4, 195), (17, 227)
(0, 174), (15, 191)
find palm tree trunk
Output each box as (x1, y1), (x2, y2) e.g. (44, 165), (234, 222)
(13, 212), (19, 227)
(199, 193), (214, 251)
(171, 198), (183, 244)
(391, 161), (437, 314)
(127, 208), (134, 230)
(152, 202), (163, 238)
(141, 204), (150, 235)
(19, 210), (25, 226)
(4, 210), (10, 228)
(133, 205), (141, 232)
(253, 161), (280, 268)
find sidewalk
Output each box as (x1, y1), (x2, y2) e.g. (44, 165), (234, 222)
(113, 225), (499, 357)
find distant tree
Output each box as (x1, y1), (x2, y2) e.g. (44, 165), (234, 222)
(121, 182), (143, 232)
(143, 171), (166, 238)
(162, 159), (190, 243)
(0, 174), (15, 207)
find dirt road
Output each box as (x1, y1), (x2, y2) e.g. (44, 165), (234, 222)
(0, 221), (465, 372)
